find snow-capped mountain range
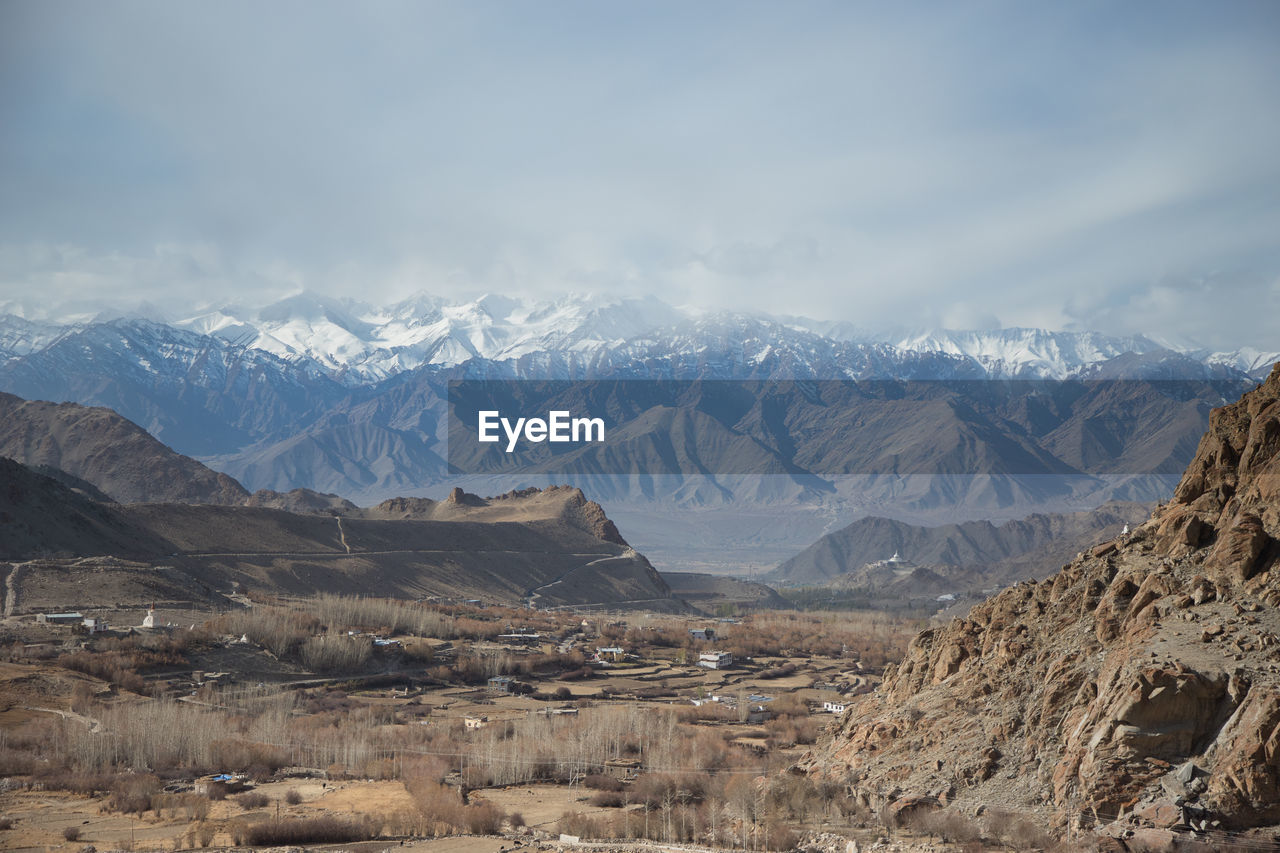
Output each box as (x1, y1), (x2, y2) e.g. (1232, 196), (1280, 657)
(3, 291), (1272, 384)
(165, 293), (1280, 381)
(1, 291), (1273, 570)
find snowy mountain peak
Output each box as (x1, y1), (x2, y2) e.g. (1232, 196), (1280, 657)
(1204, 346), (1280, 377)
(884, 327), (1167, 380)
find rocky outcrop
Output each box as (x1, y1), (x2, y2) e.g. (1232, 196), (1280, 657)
(806, 364), (1280, 842)
(559, 486), (629, 547)
(365, 485), (628, 546)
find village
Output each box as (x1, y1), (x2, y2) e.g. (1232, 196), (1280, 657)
(0, 596), (917, 851)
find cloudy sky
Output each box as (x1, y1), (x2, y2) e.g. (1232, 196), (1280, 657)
(2, 1), (1279, 349)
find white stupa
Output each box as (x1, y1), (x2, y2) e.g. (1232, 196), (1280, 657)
(887, 551), (903, 563)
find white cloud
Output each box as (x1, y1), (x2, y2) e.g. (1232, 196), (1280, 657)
(1, 1), (1278, 347)
(0, 242), (300, 321)
(1063, 272), (1280, 351)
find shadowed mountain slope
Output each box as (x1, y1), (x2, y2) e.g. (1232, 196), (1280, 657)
(0, 457), (172, 559)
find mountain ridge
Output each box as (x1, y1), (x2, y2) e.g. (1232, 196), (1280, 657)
(0, 449), (679, 611)
(0, 456), (175, 559)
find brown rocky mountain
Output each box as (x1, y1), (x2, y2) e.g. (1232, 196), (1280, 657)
(117, 485), (674, 609)
(0, 386), (677, 611)
(0, 450), (678, 611)
(23, 463), (115, 503)
(0, 392), (249, 505)
(241, 487), (360, 514)
(805, 364), (1280, 845)
(660, 571), (794, 611)
(773, 503), (1154, 612)
(773, 502), (1151, 585)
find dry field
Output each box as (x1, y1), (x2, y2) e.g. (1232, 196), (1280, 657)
(0, 779), (412, 851)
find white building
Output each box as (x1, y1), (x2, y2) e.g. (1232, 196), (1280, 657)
(698, 651), (734, 669)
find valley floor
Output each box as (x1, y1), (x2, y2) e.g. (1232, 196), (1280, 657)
(0, 599), (922, 852)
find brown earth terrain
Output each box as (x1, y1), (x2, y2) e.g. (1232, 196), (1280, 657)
(804, 364), (1280, 848)
(0, 458), (173, 561)
(0, 388), (682, 612)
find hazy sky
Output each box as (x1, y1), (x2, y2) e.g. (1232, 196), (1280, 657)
(2, 1), (1279, 348)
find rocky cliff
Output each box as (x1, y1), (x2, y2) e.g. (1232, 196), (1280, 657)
(806, 364), (1280, 843)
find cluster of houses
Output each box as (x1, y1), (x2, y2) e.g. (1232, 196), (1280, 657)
(583, 645), (733, 669)
(486, 675), (525, 694)
(686, 627), (735, 670)
(590, 646), (629, 663)
(464, 705), (580, 730)
(689, 692), (775, 723)
(496, 628), (542, 645)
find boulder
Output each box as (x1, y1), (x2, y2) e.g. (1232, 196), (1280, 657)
(1205, 513), (1271, 582)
